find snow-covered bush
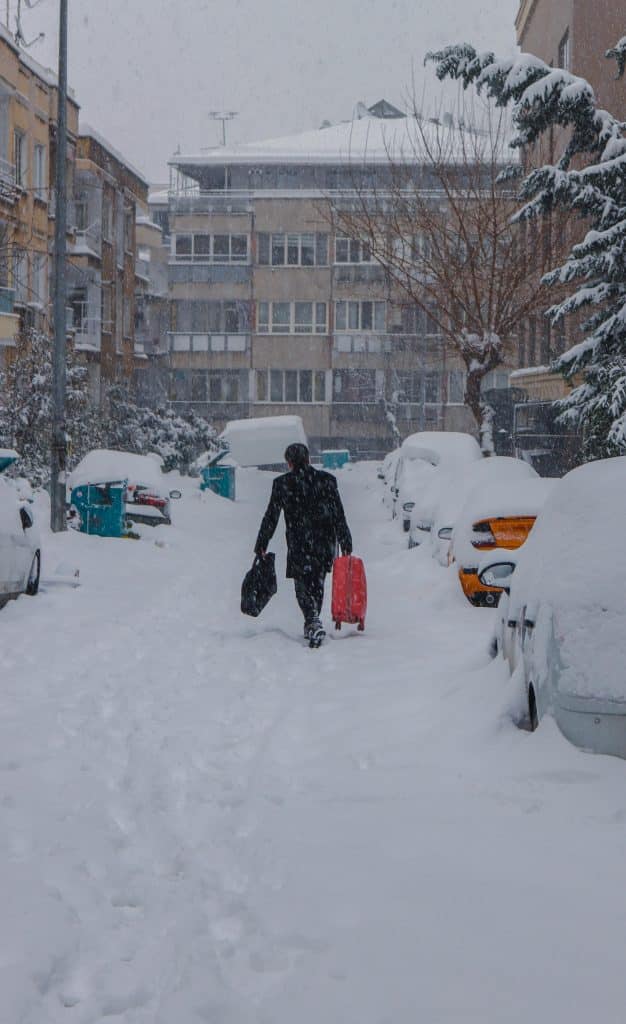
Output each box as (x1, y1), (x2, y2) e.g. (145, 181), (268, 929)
(427, 36), (626, 460)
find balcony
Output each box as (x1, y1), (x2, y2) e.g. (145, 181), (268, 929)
(169, 332), (250, 354)
(71, 227), (102, 259)
(169, 400), (250, 420)
(168, 262), (251, 285)
(0, 157), (18, 204)
(333, 264), (386, 285)
(169, 190), (253, 216)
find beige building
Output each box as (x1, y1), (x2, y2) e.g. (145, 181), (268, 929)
(67, 127), (149, 401)
(0, 23), (79, 371)
(165, 103), (512, 455)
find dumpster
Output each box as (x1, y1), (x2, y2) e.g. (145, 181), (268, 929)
(322, 449), (350, 470)
(200, 463), (236, 500)
(70, 481), (128, 537)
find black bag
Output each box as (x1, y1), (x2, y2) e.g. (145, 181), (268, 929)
(241, 553), (278, 617)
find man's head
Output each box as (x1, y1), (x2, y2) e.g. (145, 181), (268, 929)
(285, 443), (310, 470)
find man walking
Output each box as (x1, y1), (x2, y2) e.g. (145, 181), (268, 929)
(254, 443), (352, 646)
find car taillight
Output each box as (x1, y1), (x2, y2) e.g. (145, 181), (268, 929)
(471, 521), (496, 549)
(134, 492), (167, 509)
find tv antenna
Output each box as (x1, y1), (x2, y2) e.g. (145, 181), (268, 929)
(13, 0), (45, 48)
(208, 111), (238, 147)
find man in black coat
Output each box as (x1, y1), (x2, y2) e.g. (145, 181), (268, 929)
(255, 443), (352, 642)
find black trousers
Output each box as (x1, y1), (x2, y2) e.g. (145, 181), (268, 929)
(294, 571), (326, 626)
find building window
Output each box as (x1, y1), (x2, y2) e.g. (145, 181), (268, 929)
(34, 145), (46, 201)
(101, 286), (112, 333)
(172, 233), (249, 263)
(401, 302), (439, 335)
(334, 237), (375, 264)
(256, 369), (326, 403)
(74, 197), (89, 232)
(257, 231), (328, 267)
(256, 300), (327, 334)
(447, 371), (466, 405)
(391, 371), (422, 403)
(124, 207), (134, 253)
(333, 368), (376, 403)
(13, 130), (26, 188)
(102, 195), (113, 242)
(12, 248), (28, 302)
(69, 287), (88, 331)
(174, 299), (250, 333)
(32, 252), (47, 305)
(335, 300), (385, 332)
(424, 372), (441, 404)
(558, 29), (570, 70)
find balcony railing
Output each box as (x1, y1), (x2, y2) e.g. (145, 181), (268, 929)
(169, 332), (250, 354)
(169, 191), (253, 216)
(168, 263), (251, 286)
(333, 264), (386, 285)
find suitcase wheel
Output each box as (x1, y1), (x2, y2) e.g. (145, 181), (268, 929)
(335, 621), (341, 630)
(358, 620), (365, 632)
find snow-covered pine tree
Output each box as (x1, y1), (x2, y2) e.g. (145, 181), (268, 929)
(427, 36), (626, 459)
(0, 329), (95, 486)
(103, 383), (219, 472)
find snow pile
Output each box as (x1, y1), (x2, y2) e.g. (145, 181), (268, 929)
(221, 415), (307, 467)
(400, 430), (482, 467)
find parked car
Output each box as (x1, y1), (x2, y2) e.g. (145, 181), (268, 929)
(68, 450), (181, 527)
(405, 433), (483, 546)
(480, 457), (626, 758)
(431, 456), (534, 570)
(390, 431), (482, 529)
(451, 459), (550, 606)
(0, 450), (41, 607)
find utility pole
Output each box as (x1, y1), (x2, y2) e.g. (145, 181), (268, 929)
(50, 0), (68, 532)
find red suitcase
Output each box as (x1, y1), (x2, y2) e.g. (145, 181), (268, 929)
(331, 555), (367, 631)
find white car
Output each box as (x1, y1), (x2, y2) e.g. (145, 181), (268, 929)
(68, 450), (181, 527)
(480, 457), (626, 758)
(0, 451), (41, 607)
(391, 431), (482, 530)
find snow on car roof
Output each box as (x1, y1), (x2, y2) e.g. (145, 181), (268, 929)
(400, 431), (482, 466)
(510, 457), (626, 701)
(69, 450), (165, 491)
(221, 415), (307, 467)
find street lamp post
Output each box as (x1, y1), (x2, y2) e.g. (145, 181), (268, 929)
(50, 0), (68, 532)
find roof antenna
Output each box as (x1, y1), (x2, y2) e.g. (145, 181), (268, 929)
(14, 0), (44, 48)
(208, 111), (238, 147)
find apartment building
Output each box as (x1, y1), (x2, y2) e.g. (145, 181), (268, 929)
(513, 0), (624, 396)
(165, 103), (513, 455)
(134, 208), (169, 403)
(516, 0), (625, 112)
(67, 127), (149, 400)
(0, 23), (79, 372)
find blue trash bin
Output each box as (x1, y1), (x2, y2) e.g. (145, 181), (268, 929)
(200, 464), (236, 500)
(322, 449), (350, 470)
(70, 481), (128, 537)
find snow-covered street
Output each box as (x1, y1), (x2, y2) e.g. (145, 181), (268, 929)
(3, 463), (626, 1023)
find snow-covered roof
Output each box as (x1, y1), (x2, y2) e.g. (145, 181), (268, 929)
(79, 124), (148, 187)
(171, 113), (512, 169)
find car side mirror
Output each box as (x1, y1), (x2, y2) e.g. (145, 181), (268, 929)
(20, 506), (34, 530)
(478, 561), (516, 593)
(437, 527), (452, 540)
(169, 490), (182, 500)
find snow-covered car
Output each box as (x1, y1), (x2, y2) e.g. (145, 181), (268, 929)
(0, 450), (41, 607)
(380, 448), (402, 512)
(451, 458), (548, 606)
(481, 457), (626, 758)
(389, 431), (482, 529)
(68, 450), (181, 527)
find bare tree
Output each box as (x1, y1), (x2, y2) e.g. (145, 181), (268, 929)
(330, 98), (565, 450)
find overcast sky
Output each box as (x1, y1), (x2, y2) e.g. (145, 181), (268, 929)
(17, 0), (519, 184)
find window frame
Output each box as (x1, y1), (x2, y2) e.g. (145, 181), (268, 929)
(256, 300), (327, 335)
(172, 232), (249, 264)
(256, 369), (327, 403)
(33, 144), (46, 201)
(334, 236), (375, 264)
(257, 231), (328, 267)
(334, 299), (385, 332)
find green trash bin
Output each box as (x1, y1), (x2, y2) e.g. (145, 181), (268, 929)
(200, 464), (236, 500)
(322, 449), (350, 470)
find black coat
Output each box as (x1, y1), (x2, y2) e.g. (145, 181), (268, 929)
(255, 466), (352, 578)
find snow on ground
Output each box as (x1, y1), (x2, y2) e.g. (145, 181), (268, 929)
(2, 462), (626, 1023)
